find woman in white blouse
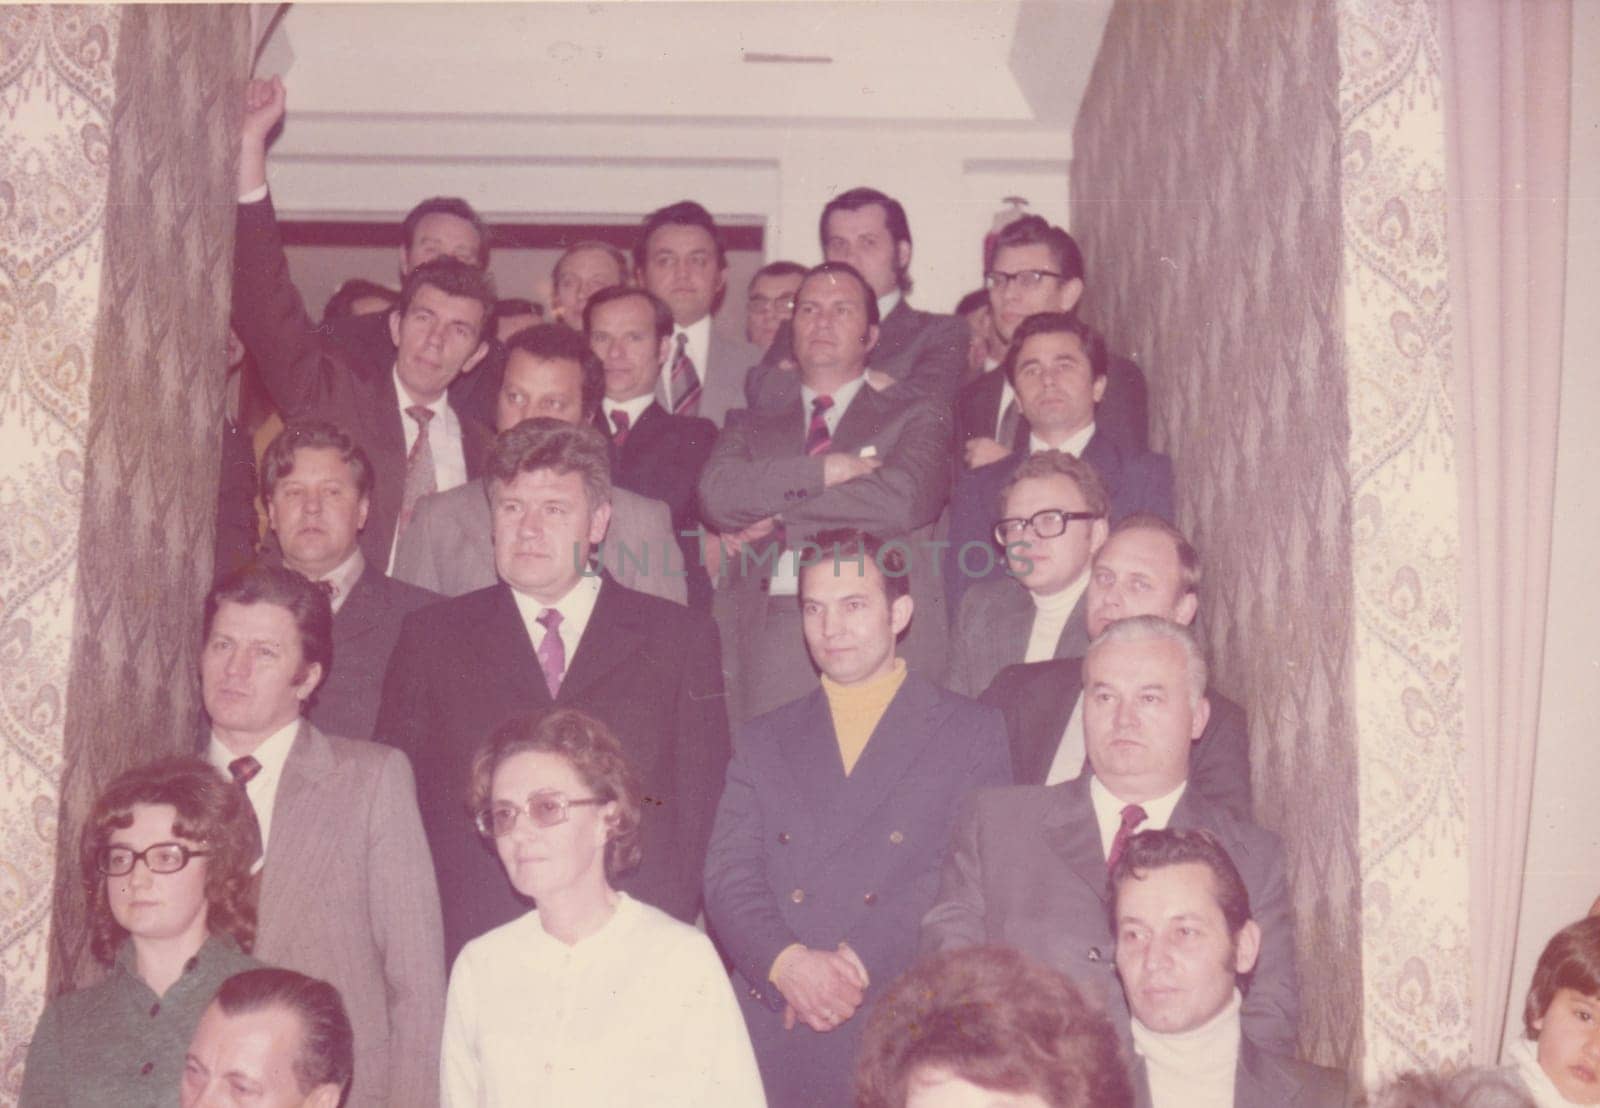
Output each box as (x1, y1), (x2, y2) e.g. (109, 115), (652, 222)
(441, 708), (767, 1107)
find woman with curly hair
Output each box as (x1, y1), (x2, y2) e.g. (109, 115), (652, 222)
(440, 708), (764, 1107)
(20, 757), (262, 1106)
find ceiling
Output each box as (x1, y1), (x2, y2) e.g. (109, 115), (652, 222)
(260, 1), (1114, 128)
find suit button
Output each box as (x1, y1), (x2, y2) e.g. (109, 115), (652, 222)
(863, 892), (878, 906)
(889, 830), (905, 844)
(777, 831), (791, 844)
(790, 888), (805, 904)
(140, 1062), (154, 1076)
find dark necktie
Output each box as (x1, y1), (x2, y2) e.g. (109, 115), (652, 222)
(670, 334), (702, 417)
(399, 405), (437, 537)
(804, 395), (834, 456)
(536, 608), (566, 698)
(997, 396), (1022, 451)
(1105, 803), (1148, 872)
(228, 756), (264, 867)
(610, 408), (631, 448)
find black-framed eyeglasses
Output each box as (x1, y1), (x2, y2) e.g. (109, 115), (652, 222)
(748, 294), (796, 315)
(983, 269), (1065, 292)
(475, 790), (608, 838)
(993, 509), (1100, 544)
(97, 843), (210, 877)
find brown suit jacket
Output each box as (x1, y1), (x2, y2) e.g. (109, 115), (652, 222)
(253, 723), (446, 1108)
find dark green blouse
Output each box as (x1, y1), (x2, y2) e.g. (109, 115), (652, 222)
(19, 934), (260, 1107)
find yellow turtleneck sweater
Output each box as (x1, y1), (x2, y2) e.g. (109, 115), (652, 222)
(821, 657), (908, 776)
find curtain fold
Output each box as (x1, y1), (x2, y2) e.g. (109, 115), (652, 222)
(1440, 0), (1571, 1063)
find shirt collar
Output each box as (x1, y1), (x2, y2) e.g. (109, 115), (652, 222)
(1089, 773), (1188, 839)
(1030, 420), (1096, 458)
(601, 392), (657, 426)
(207, 716), (301, 772)
(876, 289), (902, 321)
(392, 366), (452, 420)
(800, 373), (869, 418)
(510, 569), (602, 627)
(311, 547), (366, 612)
(674, 314), (712, 347)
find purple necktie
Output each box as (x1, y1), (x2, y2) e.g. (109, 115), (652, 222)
(804, 395), (834, 456)
(1106, 803), (1148, 872)
(670, 334), (702, 416)
(610, 409), (631, 448)
(536, 608), (566, 698)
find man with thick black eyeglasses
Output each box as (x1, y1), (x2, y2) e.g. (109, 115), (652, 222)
(947, 451), (1109, 699)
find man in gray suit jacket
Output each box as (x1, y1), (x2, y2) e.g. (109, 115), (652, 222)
(200, 565), (444, 1108)
(946, 450), (1110, 698)
(392, 324), (686, 604)
(635, 200), (761, 428)
(699, 262), (953, 723)
(704, 529), (1011, 1108)
(745, 187), (969, 411)
(921, 616), (1299, 1056)
(1113, 829), (1348, 1108)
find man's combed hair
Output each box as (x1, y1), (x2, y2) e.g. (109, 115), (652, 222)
(213, 968), (355, 1097)
(1000, 310), (1107, 386)
(1001, 451), (1110, 521)
(985, 214), (1085, 285)
(260, 420), (376, 502)
(803, 527), (911, 602)
(1108, 828), (1252, 938)
(582, 284), (674, 342)
(401, 196), (491, 268)
(799, 262), (881, 329)
(82, 757), (260, 964)
(855, 946), (1133, 1108)
(634, 200), (727, 271)
(1524, 915), (1600, 1039)
(1088, 614), (1208, 709)
(554, 239), (629, 286)
(395, 257), (496, 342)
(485, 417), (613, 513)
(1108, 513), (1203, 601)
(467, 708), (644, 879)
(502, 323), (607, 420)
(750, 259), (807, 286)
(204, 564), (334, 680)
(820, 186), (914, 291)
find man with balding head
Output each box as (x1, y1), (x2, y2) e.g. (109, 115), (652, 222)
(922, 616), (1299, 1055)
(980, 514), (1251, 816)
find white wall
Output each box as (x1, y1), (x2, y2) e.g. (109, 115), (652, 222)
(255, 3), (1092, 315)
(1500, 0), (1600, 1056)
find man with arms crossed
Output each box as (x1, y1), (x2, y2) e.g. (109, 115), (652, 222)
(921, 616), (1299, 1055)
(200, 566), (443, 1107)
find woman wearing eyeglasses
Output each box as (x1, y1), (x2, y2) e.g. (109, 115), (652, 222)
(440, 708), (765, 1107)
(20, 757), (261, 1107)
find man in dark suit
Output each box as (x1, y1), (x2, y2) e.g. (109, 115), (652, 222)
(956, 215), (1149, 462)
(200, 566), (444, 1108)
(391, 324), (686, 604)
(635, 200), (762, 427)
(704, 529), (1011, 1108)
(234, 77), (496, 573)
(261, 421), (438, 741)
(1114, 829), (1347, 1107)
(699, 262), (954, 724)
(946, 451), (1108, 698)
(745, 187), (969, 410)
(375, 420), (730, 962)
(586, 285), (718, 609)
(981, 514), (1252, 818)
(921, 616), (1299, 1056)
(944, 311), (1174, 613)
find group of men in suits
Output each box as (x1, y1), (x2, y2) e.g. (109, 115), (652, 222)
(163, 73), (1344, 1107)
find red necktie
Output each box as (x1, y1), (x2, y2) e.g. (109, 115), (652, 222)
(1105, 803), (1148, 872)
(670, 334), (702, 417)
(804, 395), (834, 456)
(536, 608), (566, 698)
(610, 409), (631, 448)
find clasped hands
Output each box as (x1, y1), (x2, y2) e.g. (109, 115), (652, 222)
(773, 944), (870, 1034)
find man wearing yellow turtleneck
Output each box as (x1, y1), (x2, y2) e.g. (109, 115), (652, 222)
(703, 528), (1012, 1108)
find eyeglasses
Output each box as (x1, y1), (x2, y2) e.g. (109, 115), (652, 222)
(993, 508), (1100, 544)
(97, 842), (210, 877)
(748, 295), (796, 316)
(983, 269), (1065, 292)
(475, 790), (607, 837)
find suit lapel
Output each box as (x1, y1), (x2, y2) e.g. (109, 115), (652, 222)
(557, 576), (645, 702)
(1041, 775), (1112, 904)
(830, 384), (888, 453)
(1082, 431), (1126, 489)
(333, 566), (384, 648)
(1054, 591), (1091, 659)
(258, 723), (340, 944)
(1234, 1036), (1296, 1107)
(870, 300), (913, 366)
(778, 690), (847, 818)
(815, 675), (940, 858)
(482, 585), (552, 708)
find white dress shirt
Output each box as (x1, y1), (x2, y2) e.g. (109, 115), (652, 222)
(510, 572), (602, 668)
(315, 548), (366, 616)
(1089, 775), (1187, 858)
(994, 376), (1019, 439)
(657, 315), (713, 411)
(1023, 569), (1089, 664)
(769, 375), (872, 596)
(394, 368), (467, 492)
(440, 894), (767, 1108)
(601, 392), (657, 437)
(205, 718), (301, 859)
(876, 288), (902, 323)
(1029, 420), (1096, 459)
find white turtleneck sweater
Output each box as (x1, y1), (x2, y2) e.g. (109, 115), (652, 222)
(1131, 989), (1242, 1108)
(1022, 569), (1089, 663)
(1507, 1036), (1586, 1107)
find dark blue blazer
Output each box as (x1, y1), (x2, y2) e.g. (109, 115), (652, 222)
(704, 674), (1012, 1108)
(943, 431), (1175, 614)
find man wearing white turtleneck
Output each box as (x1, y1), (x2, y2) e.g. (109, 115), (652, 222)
(1111, 827), (1348, 1108)
(945, 451), (1108, 699)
